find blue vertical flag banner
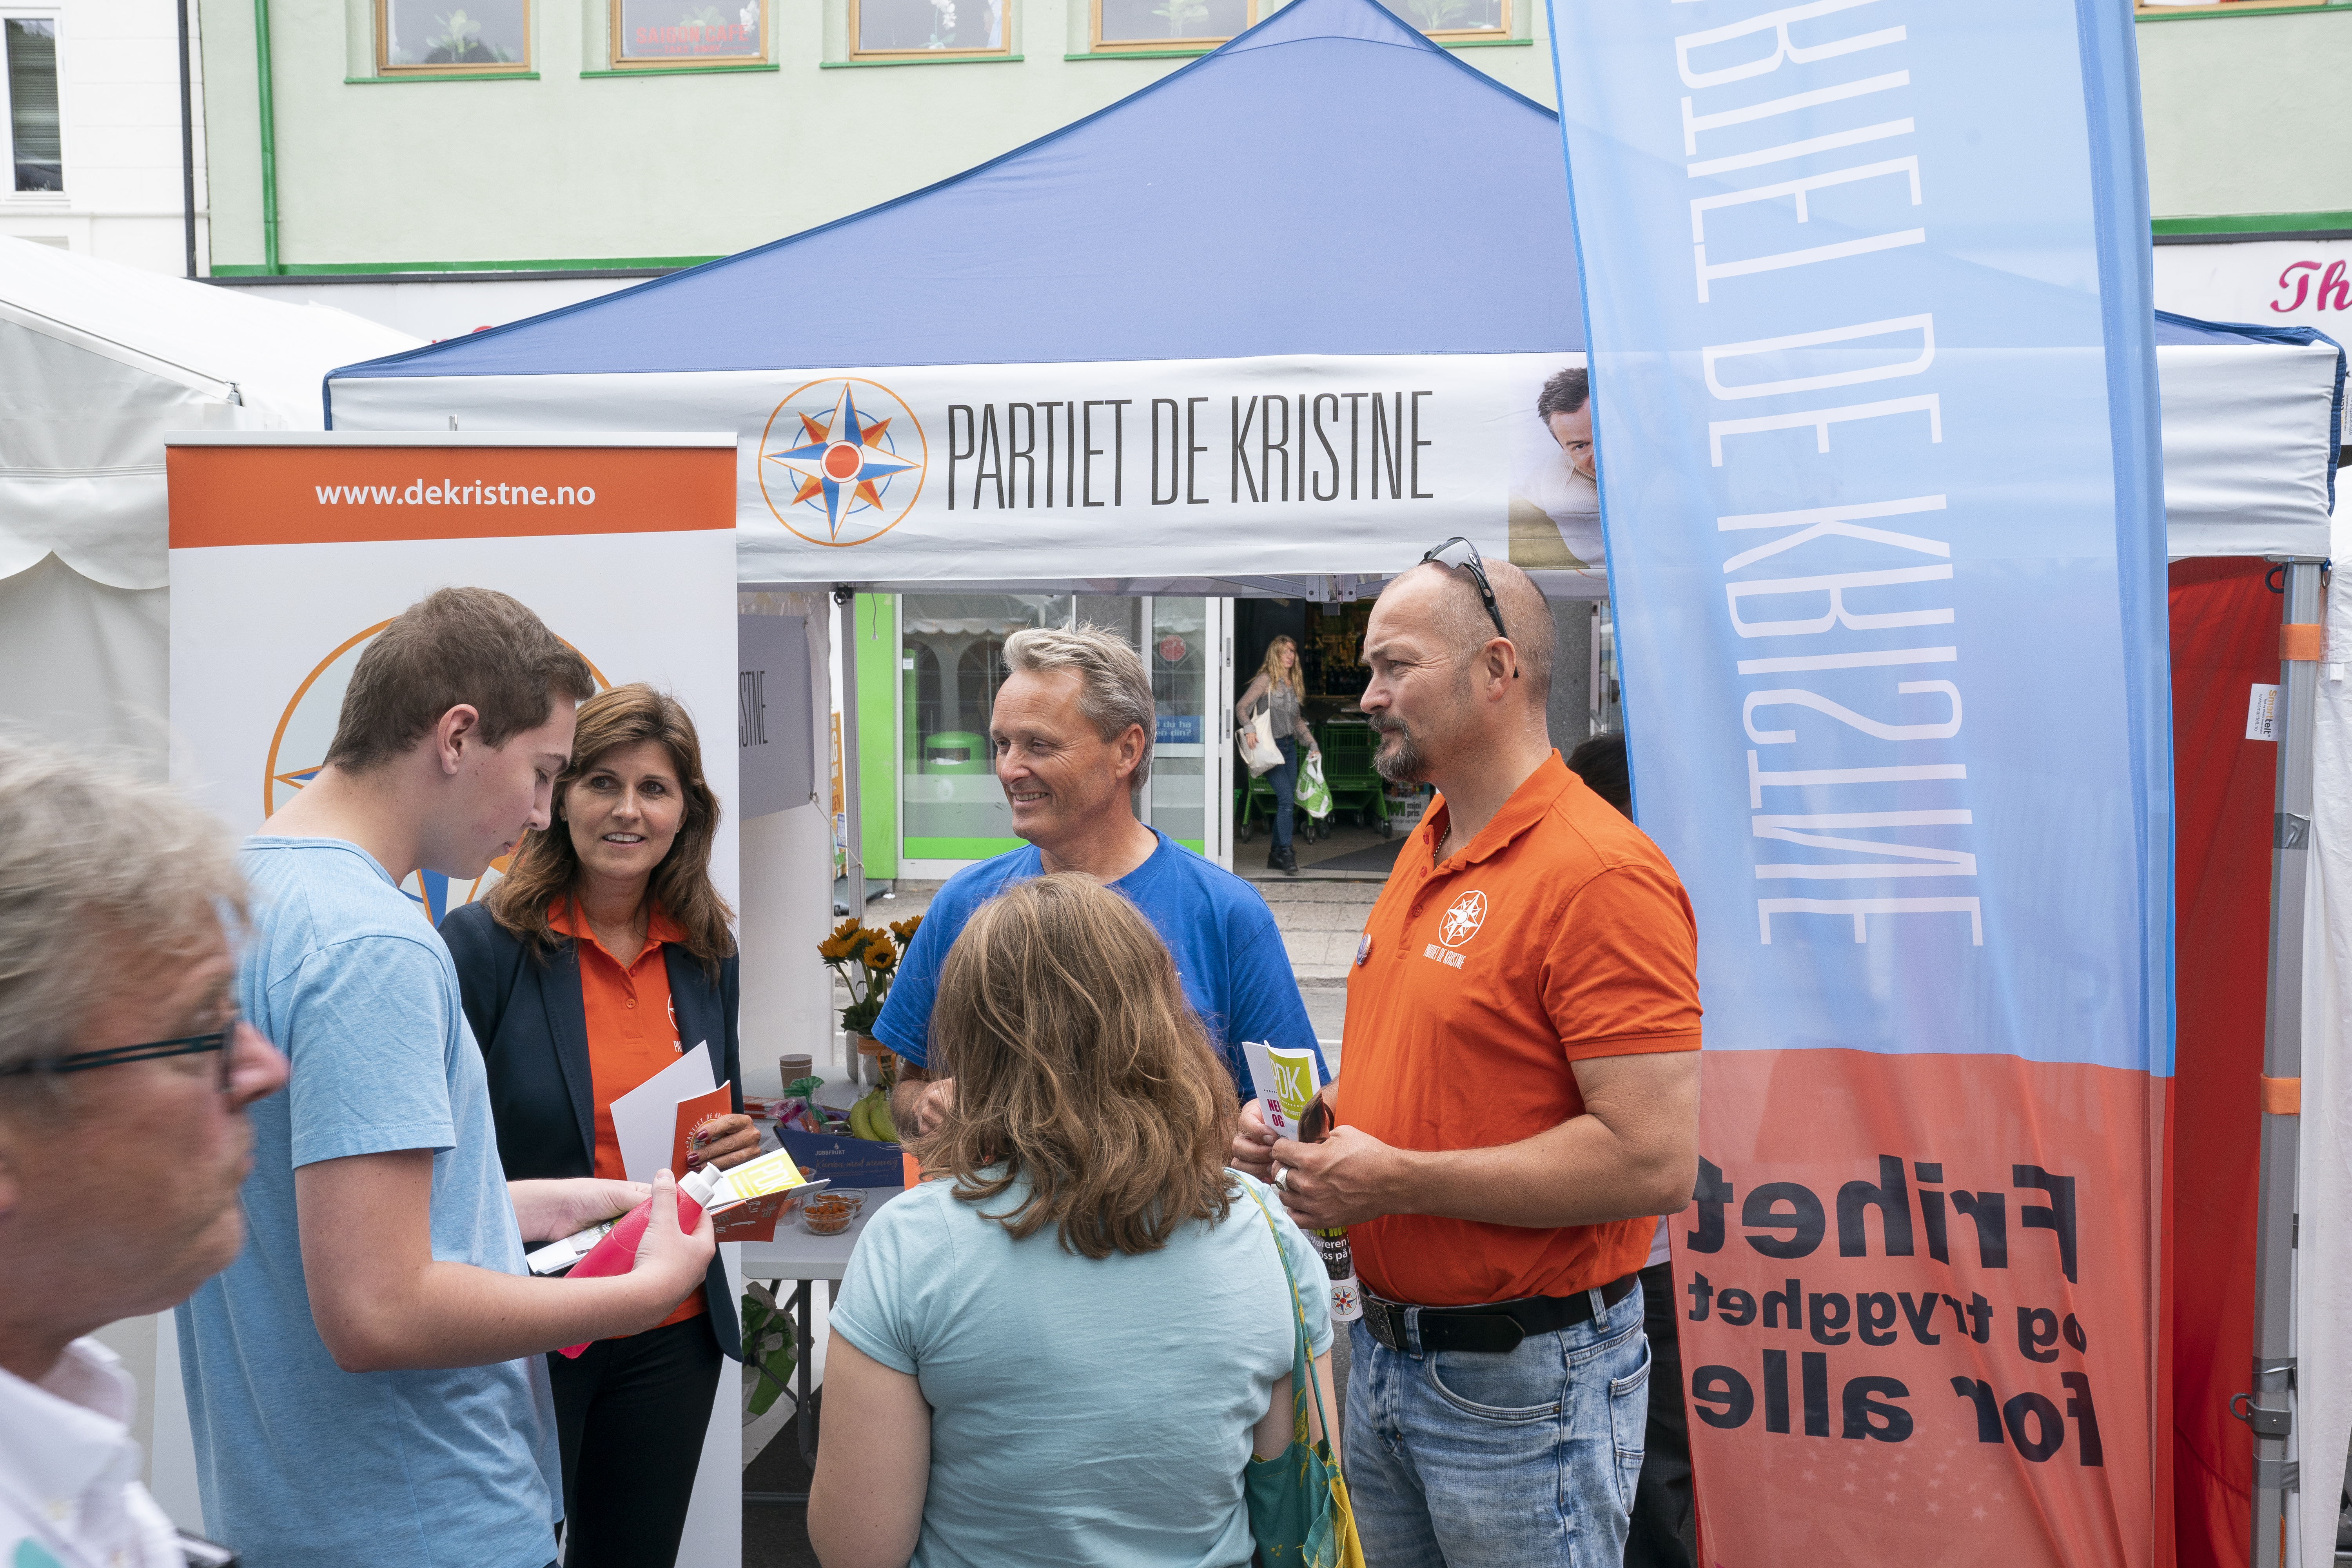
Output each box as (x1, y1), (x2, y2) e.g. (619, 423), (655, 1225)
(1545, 1), (2173, 1561)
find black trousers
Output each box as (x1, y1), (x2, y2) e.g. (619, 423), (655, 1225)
(548, 1312), (725, 1568)
(1625, 1260), (1697, 1568)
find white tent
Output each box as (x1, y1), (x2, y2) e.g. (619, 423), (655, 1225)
(0, 236), (417, 767)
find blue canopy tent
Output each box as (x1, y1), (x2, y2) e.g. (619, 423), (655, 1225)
(327, 0), (1580, 384)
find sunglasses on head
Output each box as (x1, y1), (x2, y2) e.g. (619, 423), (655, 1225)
(1420, 537), (1520, 679)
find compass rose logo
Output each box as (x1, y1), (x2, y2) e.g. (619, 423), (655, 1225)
(1438, 890), (1487, 949)
(264, 621), (610, 927)
(756, 378), (927, 548)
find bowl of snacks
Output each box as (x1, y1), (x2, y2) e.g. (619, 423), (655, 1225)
(800, 1189), (865, 1236)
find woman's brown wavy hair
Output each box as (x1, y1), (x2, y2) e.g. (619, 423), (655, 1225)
(486, 682), (736, 977)
(911, 873), (1238, 1259)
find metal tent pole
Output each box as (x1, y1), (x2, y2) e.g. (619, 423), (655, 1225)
(834, 586), (864, 925)
(2246, 554), (2324, 1567)
(176, 0), (197, 278)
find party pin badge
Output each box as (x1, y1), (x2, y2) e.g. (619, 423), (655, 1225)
(1355, 933), (1372, 966)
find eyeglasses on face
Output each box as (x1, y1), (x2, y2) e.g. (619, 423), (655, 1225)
(1419, 536), (1521, 679)
(0, 1022), (243, 1093)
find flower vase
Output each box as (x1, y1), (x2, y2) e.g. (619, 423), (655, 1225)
(852, 1033), (889, 1087)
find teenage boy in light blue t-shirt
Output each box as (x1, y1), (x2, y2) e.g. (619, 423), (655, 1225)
(175, 589), (715, 1568)
(878, 624), (1325, 1134)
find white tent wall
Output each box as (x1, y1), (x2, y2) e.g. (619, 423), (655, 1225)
(0, 555), (168, 770)
(2297, 496), (2352, 1568)
(737, 590), (845, 1100)
(2160, 343), (2341, 563)
(0, 234), (419, 773)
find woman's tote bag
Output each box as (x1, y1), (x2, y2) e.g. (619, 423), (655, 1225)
(1238, 708), (1284, 777)
(1240, 1185), (1365, 1568)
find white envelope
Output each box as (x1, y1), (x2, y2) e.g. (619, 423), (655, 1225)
(608, 1041), (715, 1184)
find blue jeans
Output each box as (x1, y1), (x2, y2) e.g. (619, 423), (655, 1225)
(1267, 736), (1299, 851)
(1344, 1280), (1651, 1568)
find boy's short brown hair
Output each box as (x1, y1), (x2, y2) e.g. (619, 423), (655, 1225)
(323, 588), (597, 773)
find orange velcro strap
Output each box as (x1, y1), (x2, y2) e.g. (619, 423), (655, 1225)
(2282, 624), (2323, 662)
(2261, 1076), (2302, 1115)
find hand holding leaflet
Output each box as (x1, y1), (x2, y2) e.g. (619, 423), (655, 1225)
(610, 1042), (715, 1185)
(530, 1149), (828, 1304)
(1241, 1041), (1363, 1323)
(1242, 1041), (1323, 1142)
(670, 1081), (735, 1173)
(554, 1165), (719, 1357)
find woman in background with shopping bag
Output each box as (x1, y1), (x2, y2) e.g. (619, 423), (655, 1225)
(1238, 635), (1319, 875)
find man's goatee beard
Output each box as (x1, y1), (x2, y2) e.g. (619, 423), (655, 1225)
(1372, 726), (1428, 784)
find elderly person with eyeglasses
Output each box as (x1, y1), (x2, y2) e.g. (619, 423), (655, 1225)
(0, 742), (290, 1568)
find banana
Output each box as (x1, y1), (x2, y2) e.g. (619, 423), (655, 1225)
(849, 1096), (877, 1141)
(873, 1095), (899, 1144)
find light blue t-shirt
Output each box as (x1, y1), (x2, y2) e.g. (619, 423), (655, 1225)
(872, 828), (1326, 1095)
(176, 838), (561, 1568)
(831, 1171), (1332, 1568)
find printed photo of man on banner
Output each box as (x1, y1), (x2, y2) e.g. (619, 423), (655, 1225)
(1546, 0), (2172, 1562)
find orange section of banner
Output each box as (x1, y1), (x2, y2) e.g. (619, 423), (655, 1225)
(1676, 1048), (2161, 1568)
(167, 443), (736, 548)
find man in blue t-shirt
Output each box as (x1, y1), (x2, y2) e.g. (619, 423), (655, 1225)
(877, 625), (1323, 1132)
(177, 590), (714, 1568)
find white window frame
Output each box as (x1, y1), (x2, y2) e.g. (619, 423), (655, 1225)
(0, 9), (67, 204)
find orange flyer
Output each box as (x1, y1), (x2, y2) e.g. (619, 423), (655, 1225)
(671, 1083), (735, 1177)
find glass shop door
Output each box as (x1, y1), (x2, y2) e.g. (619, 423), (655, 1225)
(1143, 595), (1229, 870)
(894, 593), (1230, 878)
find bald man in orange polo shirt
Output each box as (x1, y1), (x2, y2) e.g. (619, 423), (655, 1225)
(1234, 542), (1700, 1568)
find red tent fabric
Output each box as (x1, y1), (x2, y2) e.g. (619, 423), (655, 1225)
(2168, 557), (2283, 1568)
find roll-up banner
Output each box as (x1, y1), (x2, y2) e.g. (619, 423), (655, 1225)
(1545, 2), (2172, 1563)
(162, 430), (749, 1568)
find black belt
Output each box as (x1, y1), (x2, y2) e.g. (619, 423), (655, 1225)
(1360, 1274), (1639, 1355)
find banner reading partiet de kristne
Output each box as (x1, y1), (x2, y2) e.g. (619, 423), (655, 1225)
(1544, 1), (2172, 1562)
(325, 352), (1611, 589)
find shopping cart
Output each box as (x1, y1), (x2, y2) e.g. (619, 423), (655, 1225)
(1236, 768), (1326, 845)
(1316, 720), (1392, 838)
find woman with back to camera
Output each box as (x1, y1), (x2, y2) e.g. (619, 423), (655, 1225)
(441, 683), (760, 1568)
(806, 873), (1336, 1568)
(1238, 635), (1320, 876)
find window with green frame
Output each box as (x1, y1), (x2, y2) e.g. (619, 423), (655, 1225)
(377, 0), (530, 69)
(2136, 0), (2345, 12)
(1090, 0), (1249, 50)
(851, 0), (1010, 57)
(612, 0), (765, 64)
(1394, 0), (1505, 38)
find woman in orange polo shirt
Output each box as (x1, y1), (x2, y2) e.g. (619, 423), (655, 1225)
(443, 683), (759, 1568)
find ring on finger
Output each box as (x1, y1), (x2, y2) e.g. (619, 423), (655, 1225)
(1274, 1164), (1291, 1192)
